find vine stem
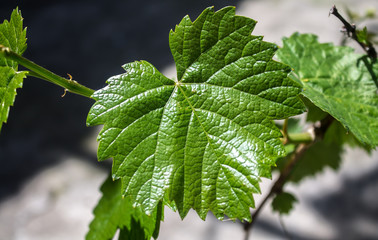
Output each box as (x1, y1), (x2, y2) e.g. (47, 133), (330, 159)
(329, 5), (377, 60)
(0, 44), (95, 98)
(243, 115), (334, 240)
(243, 143), (311, 240)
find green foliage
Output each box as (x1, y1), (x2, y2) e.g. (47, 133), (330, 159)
(271, 192), (297, 215)
(1, 5), (377, 240)
(356, 27), (369, 46)
(86, 175), (162, 240)
(300, 98), (371, 151)
(277, 33), (378, 147)
(87, 6), (305, 222)
(0, 8), (27, 132)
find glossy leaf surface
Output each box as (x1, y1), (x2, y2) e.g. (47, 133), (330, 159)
(0, 8), (27, 132)
(87, 7), (305, 221)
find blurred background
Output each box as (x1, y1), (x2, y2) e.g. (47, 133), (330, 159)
(0, 0), (377, 239)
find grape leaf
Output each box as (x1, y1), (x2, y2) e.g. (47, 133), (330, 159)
(0, 8), (27, 132)
(271, 192), (297, 215)
(87, 6), (305, 221)
(276, 33), (378, 147)
(86, 175), (163, 240)
(301, 96), (371, 151)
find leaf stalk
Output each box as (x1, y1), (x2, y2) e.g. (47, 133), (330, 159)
(0, 44), (95, 98)
(287, 131), (314, 144)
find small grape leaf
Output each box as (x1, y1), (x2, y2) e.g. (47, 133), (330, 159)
(86, 175), (163, 240)
(356, 27), (369, 46)
(276, 33), (378, 147)
(0, 8), (27, 132)
(271, 192), (297, 215)
(87, 6), (305, 221)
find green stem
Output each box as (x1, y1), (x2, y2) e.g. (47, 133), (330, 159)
(281, 118), (289, 144)
(287, 132), (314, 144)
(0, 45), (95, 98)
(26, 70), (51, 82)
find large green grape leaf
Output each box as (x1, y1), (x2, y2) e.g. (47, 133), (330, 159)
(0, 8), (27, 132)
(86, 175), (163, 240)
(276, 33), (378, 147)
(87, 6), (305, 221)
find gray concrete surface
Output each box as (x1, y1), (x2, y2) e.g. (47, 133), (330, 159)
(0, 0), (377, 239)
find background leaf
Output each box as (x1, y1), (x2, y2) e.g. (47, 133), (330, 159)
(0, 8), (27, 132)
(271, 192), (297, 215)
(86, 175), (163, 240)
(276, 33), (378, 147)
(87, 6), (305, 221)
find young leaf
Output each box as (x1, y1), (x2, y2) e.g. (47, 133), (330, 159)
(87, 6), (305, 221)
(276, 33), (378, 147)
(0, 8), (27, 132)
(86, 175), (163, 240)
(271, 192), (297, 215)
(356, 27), (369, 46)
